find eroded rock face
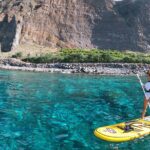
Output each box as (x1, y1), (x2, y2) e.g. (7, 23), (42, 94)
(0, 0), (150, 52)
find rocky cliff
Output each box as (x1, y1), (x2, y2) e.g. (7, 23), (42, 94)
(0, 0), (149, 52)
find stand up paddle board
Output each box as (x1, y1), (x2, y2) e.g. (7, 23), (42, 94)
(94, 116), (150, 142)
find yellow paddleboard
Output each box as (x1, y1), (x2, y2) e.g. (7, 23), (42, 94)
(94, 116), (150, 142)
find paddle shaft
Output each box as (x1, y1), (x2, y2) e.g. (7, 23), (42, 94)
(136, 74), (147, 98)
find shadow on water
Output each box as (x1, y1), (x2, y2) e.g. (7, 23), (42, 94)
(0, 14), (17, 52)
(100, 91), (131, 121)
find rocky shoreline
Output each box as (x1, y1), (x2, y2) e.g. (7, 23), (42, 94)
(0, 58), (149, 75)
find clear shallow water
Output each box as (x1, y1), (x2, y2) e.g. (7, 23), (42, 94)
(0, 70), (149, 150)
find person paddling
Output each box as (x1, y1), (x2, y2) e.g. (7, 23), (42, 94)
(141, 70), (150, 119)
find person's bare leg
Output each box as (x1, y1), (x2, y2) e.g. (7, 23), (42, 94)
(141, 98), (149, 119)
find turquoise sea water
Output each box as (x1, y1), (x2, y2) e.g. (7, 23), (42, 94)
(0, 70), (149, 150)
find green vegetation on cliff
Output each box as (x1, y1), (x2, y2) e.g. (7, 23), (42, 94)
(23, 49), (150, 64)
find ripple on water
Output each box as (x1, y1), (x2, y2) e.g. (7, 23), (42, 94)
(0, 70), (147, 149)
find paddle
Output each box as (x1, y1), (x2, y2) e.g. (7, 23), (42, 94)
(136, 73), (150, 107)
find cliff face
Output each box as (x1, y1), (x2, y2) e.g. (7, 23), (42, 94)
(0, 0), (150, 52)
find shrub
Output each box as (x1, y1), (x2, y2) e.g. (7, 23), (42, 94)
(23, 49), (150, 64)
(101, 53), (114, 62)
(12, 52), (22, 58)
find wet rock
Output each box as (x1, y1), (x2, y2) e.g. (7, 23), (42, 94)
(0, 58), (149, 75)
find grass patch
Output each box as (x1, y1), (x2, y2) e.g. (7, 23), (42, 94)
(23, 49), (150, 63)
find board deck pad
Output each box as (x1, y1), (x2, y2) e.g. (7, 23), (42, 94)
(94, 116), (150, 142)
